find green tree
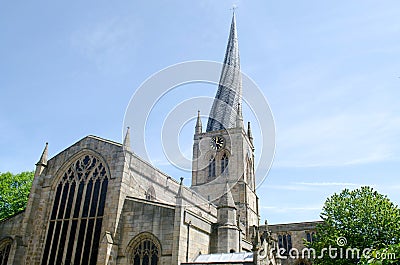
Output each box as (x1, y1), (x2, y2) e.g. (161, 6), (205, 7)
(309, 186), (400, 265)
(0, 171), (34, 221)
(359, 243), (400, 264)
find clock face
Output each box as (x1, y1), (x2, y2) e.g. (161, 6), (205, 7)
(210, 136), (225, 150)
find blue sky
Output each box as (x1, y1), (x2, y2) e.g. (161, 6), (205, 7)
(1, 1), (400, 224)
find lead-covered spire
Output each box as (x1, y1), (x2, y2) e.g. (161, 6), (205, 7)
(206, 13), (242, 132)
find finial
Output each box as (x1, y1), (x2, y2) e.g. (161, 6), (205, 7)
(176, 177), (184, 200)
(230, 4), (238, 14)
(123, 126), (131, 152)
(236, 103), (243, 128)
(247, 121), (253, 143)
(195, 110), (202, 134)
(237, 102), (243, 116)
(252, 225), (260, 250)
(36, 142), (48, 167)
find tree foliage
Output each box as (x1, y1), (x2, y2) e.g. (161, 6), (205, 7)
(359, 243), (400, 264)
(309, 186), (400, 265)
(0, 171), (34, 221)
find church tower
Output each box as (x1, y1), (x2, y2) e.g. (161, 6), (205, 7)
(191, 13), (259, 246)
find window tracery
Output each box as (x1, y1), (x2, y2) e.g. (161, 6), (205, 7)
(127, 233), (161, 265)
(221, 153), (229, 176)
(41, 154), (109, 265)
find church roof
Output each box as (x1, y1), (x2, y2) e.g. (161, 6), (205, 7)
(206, 13), (242, 132)
(191, 252), (253, 263)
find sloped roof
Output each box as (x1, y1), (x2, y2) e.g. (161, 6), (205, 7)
(192, 252), (253, 263)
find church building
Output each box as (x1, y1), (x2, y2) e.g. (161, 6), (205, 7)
(0, 14), (316, 265)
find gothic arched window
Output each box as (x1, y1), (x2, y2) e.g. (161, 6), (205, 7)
(221, 153), (229, 176)
(306, 232), (316, 243)
(278, 233), (292, 255)
(0, 238), (12, 265)
(41, 154), (109, 265)
(127, 233), (161, 265)
(208, 156), (216, 178)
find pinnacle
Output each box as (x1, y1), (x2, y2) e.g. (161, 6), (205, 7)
(123, 127), (131, 152)
(218, 181), (236, 209)
(36, 142), (48, 167)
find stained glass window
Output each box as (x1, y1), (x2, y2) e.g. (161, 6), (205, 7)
(41, 154), (108, 265)
(128, 233), (160, 265)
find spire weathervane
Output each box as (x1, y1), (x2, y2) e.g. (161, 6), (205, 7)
(230, 4), (238, 13)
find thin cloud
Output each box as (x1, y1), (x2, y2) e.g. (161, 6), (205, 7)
(274, 112), (400, 168)
(70, 17), (140, 73)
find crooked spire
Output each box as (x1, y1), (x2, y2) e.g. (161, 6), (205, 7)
(206, 13), (242, 132)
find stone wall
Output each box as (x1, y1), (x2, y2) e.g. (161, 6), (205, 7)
(0, 212), (25, 264)
(260, 221), (322, 265)
(117, 198), (175, 264)
(0, 133), (263, 264)
(0, 212), (24, 240)
(2, 135), (127, 264)
(125, 150), (218, 221)
(191, 126), (259, 245)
